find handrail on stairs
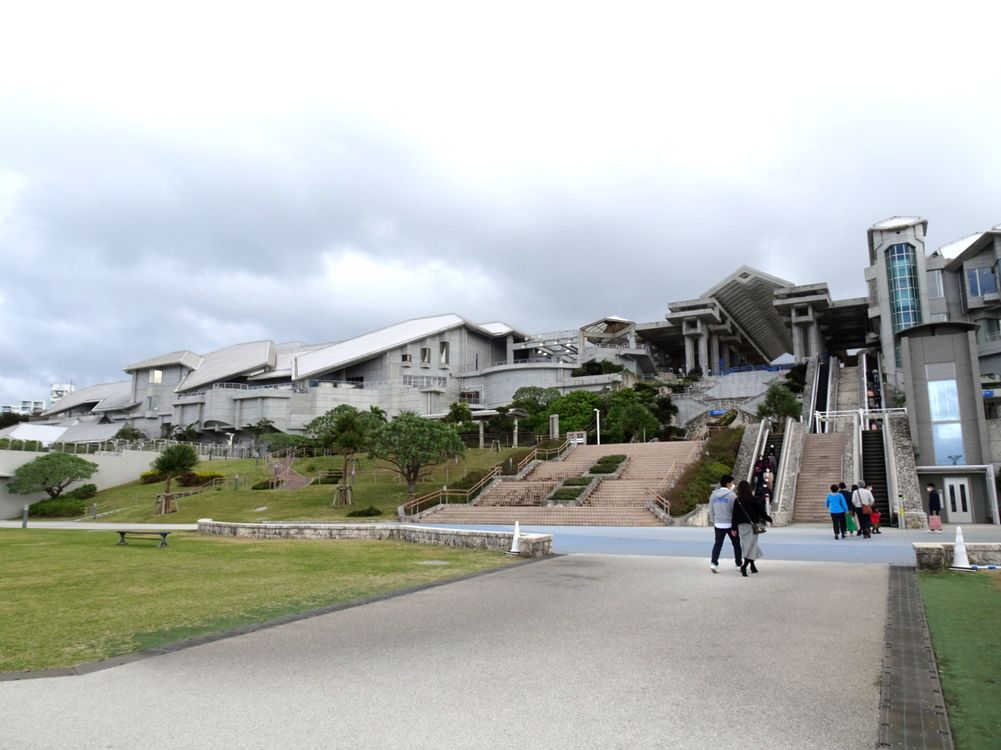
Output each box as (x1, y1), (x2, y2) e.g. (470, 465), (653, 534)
(400, 466), (502, 519)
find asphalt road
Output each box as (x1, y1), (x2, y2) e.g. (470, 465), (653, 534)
(0, 554), (887, 749)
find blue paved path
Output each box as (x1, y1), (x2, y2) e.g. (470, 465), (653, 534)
(424, 521), (1001, 564)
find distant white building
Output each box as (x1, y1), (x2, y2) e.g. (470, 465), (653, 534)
(1, 400), (46, 416)
(39, 313), (624, 444)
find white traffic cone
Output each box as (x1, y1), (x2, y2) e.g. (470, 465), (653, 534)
(508, 521), (522, 556)
(950, 526), (972, 570)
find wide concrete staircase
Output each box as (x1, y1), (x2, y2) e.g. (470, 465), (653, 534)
(792, 432), (847, 522)
(424, 441), (701, 526)
(477, 481), (557, 507)
(836, 365), (860, 411)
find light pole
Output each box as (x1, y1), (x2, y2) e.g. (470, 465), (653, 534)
(594, 408), (601, 445)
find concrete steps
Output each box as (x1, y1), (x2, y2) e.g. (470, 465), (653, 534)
(423, 505), (665, 526)
(477, 481), (556, 507)
(792, 432), (847, 522)
(424, 441), (702, 527)
(836, 366), (860, 411)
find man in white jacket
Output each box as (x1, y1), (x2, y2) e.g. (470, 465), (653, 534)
(852, 481), (876, 538)
(708, 474), (742, 572)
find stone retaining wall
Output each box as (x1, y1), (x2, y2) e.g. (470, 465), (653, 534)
(913, 542), (1001, 570)
(197, 519), (553, 558)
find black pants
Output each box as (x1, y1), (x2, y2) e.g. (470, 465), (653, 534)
(857, 510), (871, 537)
(830, 512), (847, 536)
(711, 526), (742, 565)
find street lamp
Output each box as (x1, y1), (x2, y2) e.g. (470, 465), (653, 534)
(594, 408), (601, 445)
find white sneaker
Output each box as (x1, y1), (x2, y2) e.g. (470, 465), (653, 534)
(710, 563), (719, 573)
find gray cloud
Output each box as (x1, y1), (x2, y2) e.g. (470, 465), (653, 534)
(2, 9), (1001, 406)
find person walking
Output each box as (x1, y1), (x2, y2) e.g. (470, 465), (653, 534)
(708, 474), (742, 573)
(826, 484), (849, 539)
(927, 483), (943, 532)
(852, 482), (875, 538)
(733, 480), (772, 576)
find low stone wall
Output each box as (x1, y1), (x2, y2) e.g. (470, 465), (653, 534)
(913, 542), (1001, 570)
(197, 519), (553, 558)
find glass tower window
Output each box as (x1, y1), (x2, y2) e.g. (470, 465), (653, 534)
(928, 378), (964, 465)
(886, 243), (922, 333)
(966, 266), (997, 297)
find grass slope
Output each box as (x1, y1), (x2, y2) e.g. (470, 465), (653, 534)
(918, 570), (1001, 749)
(66, 448), (520, 524)
(0, 529), (515, 673)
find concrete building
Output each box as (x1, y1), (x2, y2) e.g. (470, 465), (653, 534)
(21, 216), (1001, 526)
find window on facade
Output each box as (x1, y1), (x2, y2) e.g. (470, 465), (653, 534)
(886, 243), (922, 332)
(439, 342), (450, 366)
(966, 266), (997, 298)
(459, 389), (481, 404)
(927, 378), (963, 464)
(927, 270), (944, 299)
(149, 369), (163, 384)
(420, 347), (431, 365)
(976, 318), (1001, 344)
(146, 396), (159, 410)
(401, 352), (412, 364)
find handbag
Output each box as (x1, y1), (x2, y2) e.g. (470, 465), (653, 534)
(738, 499), (767, 534)
(861, 504), (872, 516)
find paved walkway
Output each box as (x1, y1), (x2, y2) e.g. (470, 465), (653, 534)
(0, 554), (886, 749)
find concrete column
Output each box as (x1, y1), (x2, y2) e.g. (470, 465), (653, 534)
(684, 336), (696, 373)
(478, 421), (485, 449)
(792, 325), (804, 361)
(710, 335), (720, 374)
(721, 344), (731, 370)
(506, 335), (514, 365)
(513, 418), (519, 448)
(697, 334), (709, 375)
(809, 321), (821, 358)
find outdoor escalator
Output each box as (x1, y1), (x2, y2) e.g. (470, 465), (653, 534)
(861, 431), (891, 517)
(813, 358), (831, 431)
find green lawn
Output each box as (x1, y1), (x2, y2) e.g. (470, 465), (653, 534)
(0, 529), (516, 673)
(62, 448), (520, 524)
(918, 570), (1001, 749)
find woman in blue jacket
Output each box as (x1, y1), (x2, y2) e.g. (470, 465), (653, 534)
(826, 483), (849, 539)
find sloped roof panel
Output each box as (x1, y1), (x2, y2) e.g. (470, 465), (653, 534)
(696, 266), (794, 361)
(0, 423), (68, 445)
(176, 340), (276, 392)
(124, 350), (203, 372)
(294, 314), (471, 380)
(41, 381), (132, 417)
(247, 342), (329, 381)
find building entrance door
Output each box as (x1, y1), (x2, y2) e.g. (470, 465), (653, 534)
(944, 477), (973, 523)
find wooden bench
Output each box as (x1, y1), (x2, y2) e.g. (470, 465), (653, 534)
(116, 530), (171, 548)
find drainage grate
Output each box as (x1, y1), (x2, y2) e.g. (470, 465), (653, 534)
(878, 565), (954, 749)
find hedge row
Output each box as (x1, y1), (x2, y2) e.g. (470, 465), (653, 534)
(665, 428), (745, 517)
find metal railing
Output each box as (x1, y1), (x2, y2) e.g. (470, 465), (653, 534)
(515, 439), (573, 473)
(400, 467), (501, 519)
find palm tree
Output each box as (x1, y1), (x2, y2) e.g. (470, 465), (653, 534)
(153, 444), (199, 513)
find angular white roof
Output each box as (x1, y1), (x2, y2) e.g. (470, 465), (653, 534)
(478, 322), (515, 336)
(125, 350), (203, 372)
(176, 340), (276, 393)
(936, 232), (983, 260)
(870, 216), (926, 230)
(293, 314), (513, 380)
(41, 381), (132, 417)
(0, 423), (68, 445)
(246, 341), (328, 382)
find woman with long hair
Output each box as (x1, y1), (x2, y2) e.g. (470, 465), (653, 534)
(732, 480), (772, 576)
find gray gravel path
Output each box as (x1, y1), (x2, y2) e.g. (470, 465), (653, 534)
(0, 554), (887, 749)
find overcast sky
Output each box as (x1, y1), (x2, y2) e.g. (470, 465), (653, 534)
(2, 1), (1000, 406)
